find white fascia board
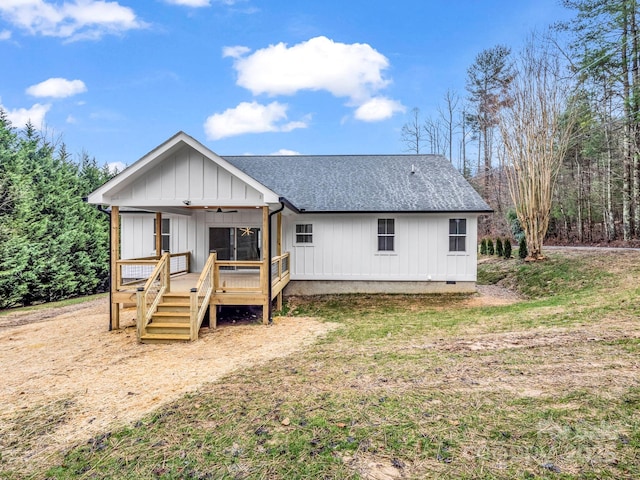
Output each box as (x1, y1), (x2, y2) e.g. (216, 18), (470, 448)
(87, 131), (280, 205)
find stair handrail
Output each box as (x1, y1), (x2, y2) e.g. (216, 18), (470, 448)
(189, 252), (216, 341)
(136, 252), (171, 341)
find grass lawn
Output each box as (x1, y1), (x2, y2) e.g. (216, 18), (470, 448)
(5, 250), (640, 479)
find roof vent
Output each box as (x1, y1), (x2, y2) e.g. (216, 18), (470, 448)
(411, 164), (416, 174)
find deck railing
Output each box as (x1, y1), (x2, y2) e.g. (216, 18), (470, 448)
(270, 252), (290, 287)
(190, 252), (216, 340)
(213, 260), (264, 292)
(136, 252), (170, 341)
(120, 250), (290, 340)
(116, 251), (190, 290)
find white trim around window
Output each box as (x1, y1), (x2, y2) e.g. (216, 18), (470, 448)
(295, 223), (313, 244)
(377, 218), (395, 252)
(448, 218), (467, 252)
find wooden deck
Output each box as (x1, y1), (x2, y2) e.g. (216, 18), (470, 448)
(111, 252), (290, 343)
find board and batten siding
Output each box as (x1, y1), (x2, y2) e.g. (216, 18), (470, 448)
(283, 213), (478, 282)
(120, 209), (264, 272)
(120, 214), (193, 260)
(109, 145), (264, 206)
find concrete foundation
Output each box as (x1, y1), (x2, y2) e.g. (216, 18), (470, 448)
(284, 280), (477, 295)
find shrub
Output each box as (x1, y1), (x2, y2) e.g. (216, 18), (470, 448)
(496, 238), (503, 257)
(519, 237), (528, 259)
(487, 239), (495, 255)
(507, 209), (525, 242)
(504, 238), (512, 259)
(480, 238), (488, 255)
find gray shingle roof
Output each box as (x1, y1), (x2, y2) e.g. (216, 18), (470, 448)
(223, 154), (491, 213)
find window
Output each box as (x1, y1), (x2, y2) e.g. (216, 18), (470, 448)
(449, 218), (466, 252)
(295, 224), (313, 243)
(378, 218), (395, 251)
(153, 218), (170, 252)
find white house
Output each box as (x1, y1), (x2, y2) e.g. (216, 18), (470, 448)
(88, 131), (491, 343)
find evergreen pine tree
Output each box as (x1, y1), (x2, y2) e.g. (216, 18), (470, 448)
(496, 238), (503, 257)
(519, 237), (528, 259)
(480, 238), (488, 255)
(504, 238), (512, 259)
(0, 113), (113, 306)
(487, 238), (495, 255)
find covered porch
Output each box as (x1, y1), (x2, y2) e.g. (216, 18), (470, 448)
(109, 205), (290, 343)
(87, 132), (294, 342)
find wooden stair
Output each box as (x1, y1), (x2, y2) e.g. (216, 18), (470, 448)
(140, 292), (193, 344)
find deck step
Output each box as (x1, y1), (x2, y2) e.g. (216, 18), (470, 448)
(158, 301), (190, 307)
(147, 321), (190, 329)
(162, 292), (191, 302)
(150, 316), (190, 325)
(140, 332), (191, 344)
(156, 303), (190, 312)
(152, 311), (190, 318)
(146, 323), (191, 335)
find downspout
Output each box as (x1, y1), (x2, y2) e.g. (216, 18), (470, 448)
(267, 200), (286, 324)
(95, 203), (113, 331)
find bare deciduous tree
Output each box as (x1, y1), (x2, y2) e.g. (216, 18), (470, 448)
(401, 108), (424, 154)
(424, 116), (447, 156)
(498, 38), (575, 260)
(438, 90), (459, 163)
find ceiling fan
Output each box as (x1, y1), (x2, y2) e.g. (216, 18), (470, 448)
(213, 207), (238, 213)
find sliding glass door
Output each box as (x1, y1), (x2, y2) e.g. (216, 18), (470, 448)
(209, 227), (261, 262)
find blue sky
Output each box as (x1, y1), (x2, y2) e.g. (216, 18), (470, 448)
(0, 0), (572, 171)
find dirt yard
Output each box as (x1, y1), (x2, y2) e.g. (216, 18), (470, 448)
(0, 299), (337, 473)
(0, 287), (522, 475)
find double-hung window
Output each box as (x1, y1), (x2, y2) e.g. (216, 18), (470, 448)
(449, 219), (466, 252)
(153, 218), (170, 252)
(295, 224), (313, 244)
(378, 219), (395, 251)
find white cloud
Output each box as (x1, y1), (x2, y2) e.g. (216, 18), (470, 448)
(66, 114), (77, 123)
(354, 97), (405, 122)
(26, 77), (87, 98)
(203, 101), (308, 140)
(0, 0), (146, 41)
(1, 102), (51, 128)
(107, 161), (126, 173)
(224, 36), (404, 122)
(271, 149), (300, 155)
(226, 36), (390, 102)
(164, 0), (210, 6)
(0, 30), (11, 40)
(222, 45), (250, 59)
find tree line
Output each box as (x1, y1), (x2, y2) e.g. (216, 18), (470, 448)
(2, 1), (637, 306)
(0, 111), (112, 308)
(401, 0), (640, 250)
